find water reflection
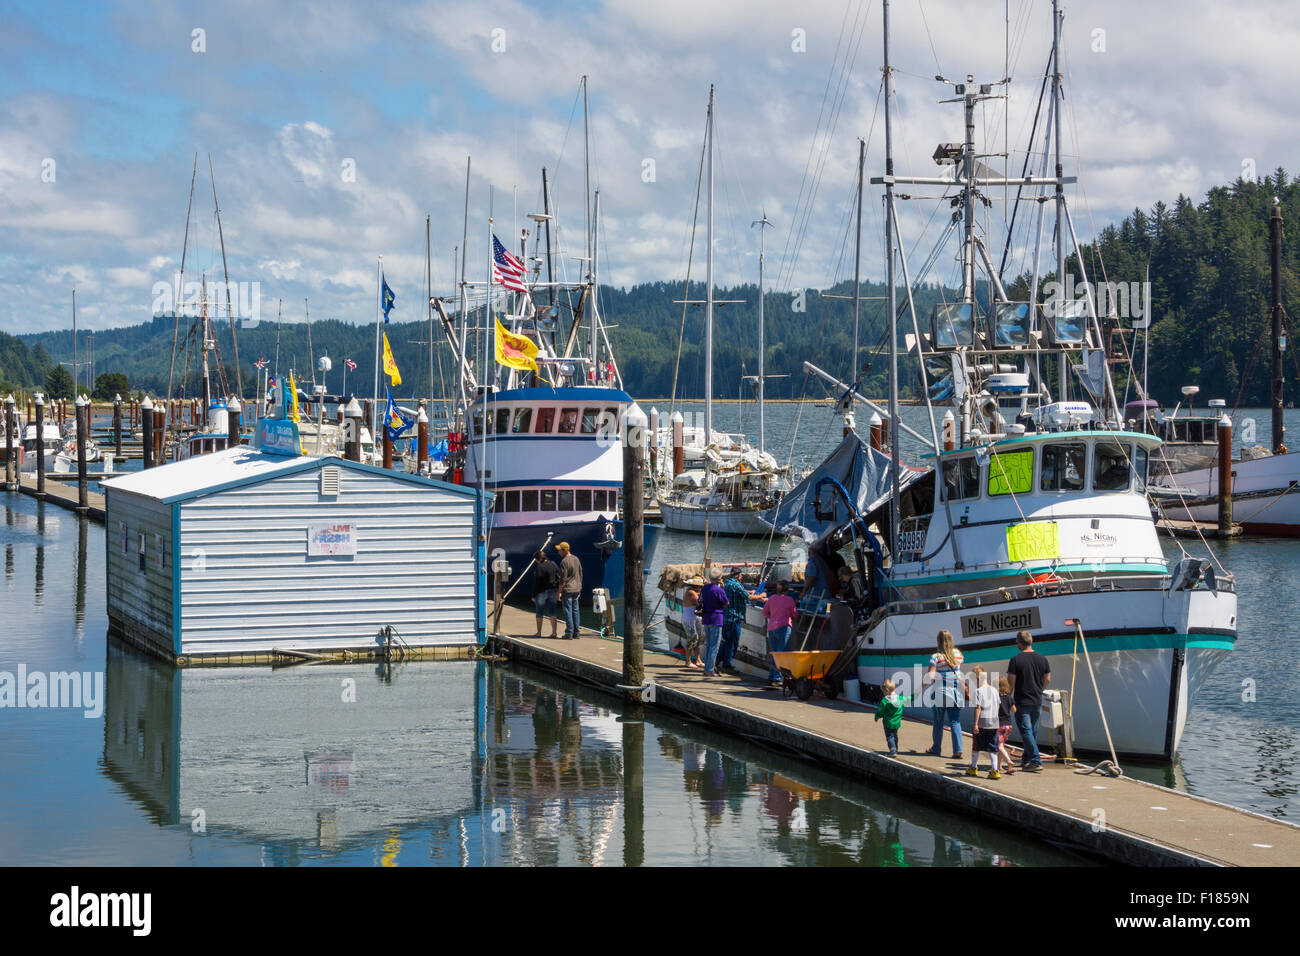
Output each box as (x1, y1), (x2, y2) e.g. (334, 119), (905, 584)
(93, 643), (1076, 866)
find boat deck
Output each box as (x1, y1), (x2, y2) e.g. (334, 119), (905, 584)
(489, 604), (1299, 866)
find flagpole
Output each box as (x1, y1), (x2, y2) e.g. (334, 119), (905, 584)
(373, 256), (382, 455)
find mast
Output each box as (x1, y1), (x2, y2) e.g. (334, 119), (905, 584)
(542, 168), (555, 310)
(1052, 0), (1067, 399)
(166, 153), (199, 442)
(304, 298), (315, 389)
(459, 157), (472, 412)
(209, 154), (242, 399)
(704, 85), (715, 450)
(72, 289), (77, 394)
(1271, 198), (1286, 454)
(882, 0), (900, 553)
(583, 76), (597, 374)
(427, 215), (435, 414)
(592, 189), (602, 377)
(200, 275), (211, 421)
(853, 138), (864, 372)
(753, 211), (773, 455)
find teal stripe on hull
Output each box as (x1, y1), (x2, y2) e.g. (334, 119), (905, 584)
(857, 633), (1234, 668)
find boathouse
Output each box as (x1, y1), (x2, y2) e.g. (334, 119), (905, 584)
(102, 447), (489, 663)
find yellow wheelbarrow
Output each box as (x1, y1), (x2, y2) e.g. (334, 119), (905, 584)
(771, 650), (842, 701)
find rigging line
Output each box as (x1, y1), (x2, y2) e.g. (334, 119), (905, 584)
(997, 47), (1053, 282)
(781, 0), (872, 294)
(774, 0), (868, 295)
(915, 0), (944, 78)
(667, 119), (709, 423)
(773, 0), (859, 290)
(828, 78), (886, 288)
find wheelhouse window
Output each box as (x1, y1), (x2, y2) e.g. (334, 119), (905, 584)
(511, 408), (533, 433)
(1093, 441), (1131, 491)
(1133, 445), (1149, 492)
(494, 408), (511, 434)
(558, 408), (579, 434)
(987, 449), (1034, 497)
(576, 489), (592, 511)
(505, 490), (521, 512)
(558, 489), (574, 510)
(535, 407), (555, 433)
(541, 489), (556, 510)
(1041, 443), (1086, 492)
(941, 455), (981, 501)
(521, 489), (539, 511)
(580, 408), (601, 434)
(592, 490), (607, 511)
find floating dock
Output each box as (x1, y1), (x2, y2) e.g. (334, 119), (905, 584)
(488, 605), (1299, 866)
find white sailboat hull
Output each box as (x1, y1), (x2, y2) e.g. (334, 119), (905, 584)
(658, 501), (775, 537)
(1155, 450), (1300, 535)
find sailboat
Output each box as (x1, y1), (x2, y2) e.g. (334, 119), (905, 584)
(657, 87), (792, 537)
(661, 0), (1235, 760)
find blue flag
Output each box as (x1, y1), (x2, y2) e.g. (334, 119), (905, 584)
(384, 388), (413, 441)
(382, 274), (395, 321)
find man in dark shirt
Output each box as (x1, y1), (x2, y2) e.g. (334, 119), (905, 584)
(532, 550), (560, 638)
(1006, 630), (1051, 771)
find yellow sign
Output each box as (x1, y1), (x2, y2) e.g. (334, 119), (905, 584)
(495, 319), (539, 372)
(1006, 521), (1060, 562)
(988, 449), (1033, 496)
(382, 333), (402, 386)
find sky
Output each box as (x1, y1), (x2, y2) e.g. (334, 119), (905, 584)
(2, 0), (1297, 337)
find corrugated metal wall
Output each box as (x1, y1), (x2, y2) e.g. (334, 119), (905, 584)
(105, 490), (175, 656)
(177, 468), (479, 655)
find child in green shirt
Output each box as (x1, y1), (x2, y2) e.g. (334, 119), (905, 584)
(874, 679), (912, 757)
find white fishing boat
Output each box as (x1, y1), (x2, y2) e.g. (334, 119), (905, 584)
(660, 0), (1235, 761)
(658, 90), (793, 537)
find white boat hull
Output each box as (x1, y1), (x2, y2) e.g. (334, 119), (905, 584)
(1155, 450), (1300, 535)
(664, 581), (1234, 760)
(658, 502), (776, 537)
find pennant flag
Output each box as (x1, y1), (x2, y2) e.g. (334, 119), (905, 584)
(345, 358), (357, 371)
(254, 357), (268, 370)
(492, 235), (530, 293)
(384, 388), (414, 441)
(382, 274), (395, 320)
(382, 333), (402, 385)
(495, 319), (539, 372)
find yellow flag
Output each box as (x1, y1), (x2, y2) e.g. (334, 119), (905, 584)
(288, 372), (300, 423)
(495, 319), (539, 372)
(382, 332), (402, 385)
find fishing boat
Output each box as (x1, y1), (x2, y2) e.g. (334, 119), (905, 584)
(1144, 202), (1300, 535)
(660, 0), (1235, 761)
(657, 88), (793, 537)
(440, 78), (661, 610)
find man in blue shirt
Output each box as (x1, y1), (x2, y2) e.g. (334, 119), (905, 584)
(719, 569), (752, 674)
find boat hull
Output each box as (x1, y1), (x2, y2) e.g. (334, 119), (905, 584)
(1155, 450), (1300, 535)
(658, 502), (775, 537)
(488, 519), (662, 605)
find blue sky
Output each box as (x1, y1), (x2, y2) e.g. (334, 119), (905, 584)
(3, 0), (1298, 336)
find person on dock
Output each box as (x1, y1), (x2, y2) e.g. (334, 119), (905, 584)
(557, 542), (583, 639)
(531, 549), (560, 638)
(996, 675), (1017, 775)
(682, 577), (704, 668)
(698, 567), (729, 677)
(719, 569), (751, 674)
(966, 665), (1001, 779)
(761, 580), (798, 688)
(923, 629), (967, 759)
(1006, 630), (1051, 771)
(874, 679), (912, 757)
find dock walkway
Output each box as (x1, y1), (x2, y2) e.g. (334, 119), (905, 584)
(10, 475), (105, 522)
(489, 605), (1299, 866)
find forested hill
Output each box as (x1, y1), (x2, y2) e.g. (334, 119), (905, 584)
(9, 168), (1300, 406)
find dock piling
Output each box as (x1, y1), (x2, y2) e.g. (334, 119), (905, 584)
(75, 395), (89, 514)
(343, 398), (362, 462)
(227, 396), (242, 449)
(141, 396), (154, 470)
(417, 404), (428, 474)
(622, 407), (647, 712)
(1218, 413), (1233, 534)
(113, 394), (123, 457)
(3, 395), (14, 492)
(34, 394), (46, 499)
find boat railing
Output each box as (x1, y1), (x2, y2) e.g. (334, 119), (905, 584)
(874, 570), (1234, 620)
(893, 553), (1165, 581)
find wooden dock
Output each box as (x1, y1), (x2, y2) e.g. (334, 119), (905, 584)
(9, 475), (105, 522)
(1157, 517), (1243, 538)
(488, 604), (1299, 866)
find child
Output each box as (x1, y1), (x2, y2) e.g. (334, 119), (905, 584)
(996, 675), (1017, 775)
(965, 666), (1001, 779)
(874, 679), (912, 757)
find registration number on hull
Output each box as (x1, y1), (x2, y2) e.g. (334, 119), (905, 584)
(960, 606), (1041, 639)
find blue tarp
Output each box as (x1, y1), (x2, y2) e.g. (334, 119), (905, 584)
(761, 434), (922, 544)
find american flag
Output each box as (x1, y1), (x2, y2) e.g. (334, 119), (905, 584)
(345, 358), (357, 371)
(254, 357), (268, 370)
(492, 235), (530, 294)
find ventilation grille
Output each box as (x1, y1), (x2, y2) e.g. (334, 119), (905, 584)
(320, 467), (341, 497)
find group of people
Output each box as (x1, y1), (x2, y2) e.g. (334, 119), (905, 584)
(874, 628), (1052, 777)
(530, 542), (585, 639)
(679, 568), (799, 684)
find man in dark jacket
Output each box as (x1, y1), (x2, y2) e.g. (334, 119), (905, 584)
(532, 549), (560, 638)
(557, 542), (583, 639)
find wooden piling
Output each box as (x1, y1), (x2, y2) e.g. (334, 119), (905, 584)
(113, 395), (123, 457)
(382, 430), (393, 469)
(1218, 413), (1233, 534)
(344, 398), (362, 462)
(34, 394), (46, 499)
(417, 404), (429, 474)
(75, 395), (88, 514)
(227, 397), (242, 449)
(154, 408), (166, 463)
(671, 410), (684, 477)
(622, 408), (646, 712)
(3, 396), (14, 491)
(141, 397), (154, 469)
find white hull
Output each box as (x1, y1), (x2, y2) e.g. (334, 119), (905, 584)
(664, 582), (1234, 760)
(1156, 450), (1300, 535)
(658, 502), (775, 537)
